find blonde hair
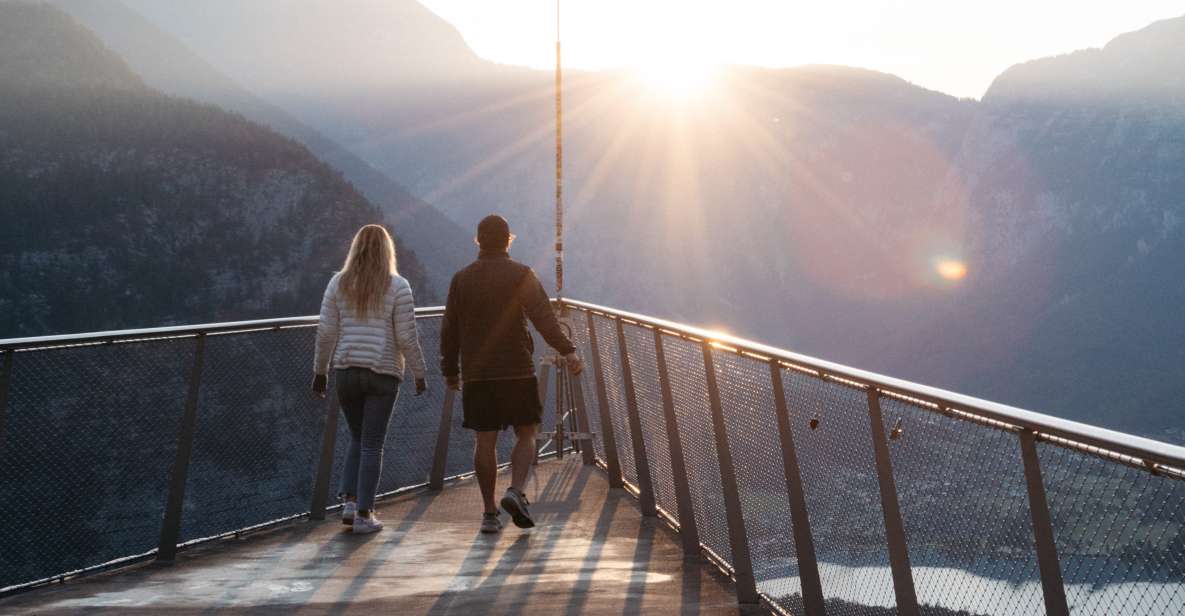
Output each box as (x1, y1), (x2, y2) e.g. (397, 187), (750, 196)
(339, 224), (398, 319)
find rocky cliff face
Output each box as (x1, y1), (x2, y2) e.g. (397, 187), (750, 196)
(0, 2), (429, 336)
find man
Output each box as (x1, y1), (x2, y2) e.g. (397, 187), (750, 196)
(441, 215), (583, 534)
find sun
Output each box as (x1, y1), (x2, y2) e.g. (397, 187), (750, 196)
(631, 52), (718, 99)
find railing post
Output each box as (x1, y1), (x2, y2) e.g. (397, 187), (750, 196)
(586, 311), (623, 488)
(157, 334), (206, 563)
(769, 361), (826, 615)
(553, 360), (566, 458)
(702, 342), (759, 605)
(536, 360), (552, 463)
(537, 359), (552, 419)
(568, 372), (598, 466)
(429, 387), (457, 491)
(1019, 430), (1070, 616)
(615, 318), (657, 516)
(0, 350), (12, 456)
(308, 391), (340, 521)
(866, 388), (918, 615)
(654, 329), (700, 556)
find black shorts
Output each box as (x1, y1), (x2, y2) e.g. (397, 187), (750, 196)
(462, 377), (543, 432)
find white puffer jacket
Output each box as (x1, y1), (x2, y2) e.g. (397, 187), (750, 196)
(313, 272), (427, 380)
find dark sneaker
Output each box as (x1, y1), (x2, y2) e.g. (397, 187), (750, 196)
(500, 488), (535, 529)
(480, 512), (503, 534)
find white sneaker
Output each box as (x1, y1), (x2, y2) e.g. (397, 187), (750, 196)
(353, 513), (383, 534)
(341, 501), (357, 525)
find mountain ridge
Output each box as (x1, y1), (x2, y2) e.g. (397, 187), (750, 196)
(48, 0), (471, 296)
(0, 2), (430, 336)
(9, 2), (1184, 442)
(984, 14), (1185, 104)
(0, 2), (144, 91)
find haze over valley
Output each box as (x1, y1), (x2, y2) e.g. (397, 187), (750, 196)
(4, 0), (1185, 445)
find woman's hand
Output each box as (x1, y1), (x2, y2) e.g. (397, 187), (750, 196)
(414, 378), (427, 396)
(311, 374), (328, 398)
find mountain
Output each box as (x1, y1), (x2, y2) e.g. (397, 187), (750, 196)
(241, 49), (980, 358)
(120, 0), (490, 144)
(107, 1), (975, 308)
(985, 15), (1185, 106)
(894, 15), (1185, 439)
(46, 0), (470, 296)
(18, 2), (1185, 442)
(0, 2), (429, 337)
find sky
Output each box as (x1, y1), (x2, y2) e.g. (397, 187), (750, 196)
(419, 0), (1184, 99)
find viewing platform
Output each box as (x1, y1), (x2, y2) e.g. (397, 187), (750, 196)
(2, 299), (1183, 615)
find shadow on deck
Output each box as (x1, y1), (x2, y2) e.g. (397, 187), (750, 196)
(1, 457), (745, 615)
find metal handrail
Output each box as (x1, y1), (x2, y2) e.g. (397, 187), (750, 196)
(559, 298), (1185, 473)
(5, 299), (1184, 615)
(0, 307), (445, 352)
(0, 304), (563, 598)
(4, 299), (1180, 469)
(560, 298), (1185, 615)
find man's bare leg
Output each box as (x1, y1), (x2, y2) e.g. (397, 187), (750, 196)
(474, 431), (499, 514)
(510, 423), (537, 493)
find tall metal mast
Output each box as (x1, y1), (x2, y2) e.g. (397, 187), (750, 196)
(554, 0), (564, 299)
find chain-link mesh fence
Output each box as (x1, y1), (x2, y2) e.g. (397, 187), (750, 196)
(592, 315), (638, 490)
(660, 333), (734, 566)
(379, 316), (461, 487)
(1038, 442), (1185, 614)
(713, 350), (803, 611)
(568, 302), (1185, 616)
(568, 314), (606, 464)
(533, 327), (566, 460)
(879, 395), (1044, 615)
(780, 368), (896, 614)
(6, 300), (1185, 616)
(0, 338), (193, 589)
(0, 310), (552, 592)
(622, 325), (678, 521)
(180, 328), (328, 542)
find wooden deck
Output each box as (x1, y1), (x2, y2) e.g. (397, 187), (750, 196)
(1, 457), (746, 615)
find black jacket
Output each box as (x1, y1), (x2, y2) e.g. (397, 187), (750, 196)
(440, 251), (576, 381)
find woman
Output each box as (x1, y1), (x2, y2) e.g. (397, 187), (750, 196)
(312, 224), (427, 534)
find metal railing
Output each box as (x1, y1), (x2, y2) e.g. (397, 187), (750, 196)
(0, 308), (570, 594)
(2, 299), (1184, 615)
(558, 299), (1185, 616)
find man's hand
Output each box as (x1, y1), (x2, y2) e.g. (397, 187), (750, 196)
(563, 352), (584, 376)
(414, 378), (428, 396)
(311, 373), (328, 398)
(446, 375), (462, 391)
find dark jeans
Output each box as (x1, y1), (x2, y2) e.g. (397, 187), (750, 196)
(336, 367), (399, 511)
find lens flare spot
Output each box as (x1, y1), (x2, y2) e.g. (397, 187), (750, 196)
(936, 259), (967, 281)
